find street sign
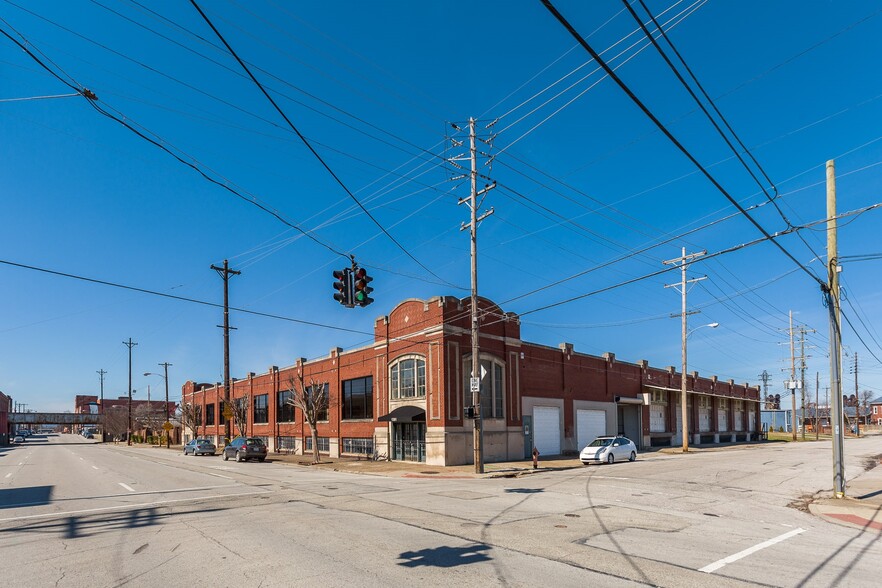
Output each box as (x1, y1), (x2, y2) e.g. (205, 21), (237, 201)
(162, 421), (173, 431)
(470, 377), (480, 393)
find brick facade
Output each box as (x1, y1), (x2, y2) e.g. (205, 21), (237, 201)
(183, 296), (761, 465)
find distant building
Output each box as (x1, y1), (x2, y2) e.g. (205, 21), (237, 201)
(0, 390), (10, 445)
(183, 296), (761, 465)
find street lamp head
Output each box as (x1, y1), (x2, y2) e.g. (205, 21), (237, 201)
(143, 372), (151, 377)
(708, 322), (719, 329)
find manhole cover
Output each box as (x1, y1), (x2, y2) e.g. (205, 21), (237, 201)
(554, 525), (567, 528)
(420, 471), (439, 475)
(564, 514), (580, 518)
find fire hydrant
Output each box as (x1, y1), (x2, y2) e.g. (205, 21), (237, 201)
(532, 447), (540, 469)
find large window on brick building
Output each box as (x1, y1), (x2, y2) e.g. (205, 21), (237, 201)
(277, 389), (295, 422)
(343, 376), (373, 420)
(307, 383), (329, 421)
(219, 401), (227, 425)
(205, 403), (215, 426)
(390, 357), (425, 399)
(253, 394), (268, 424)
(463, 356), (504, 419)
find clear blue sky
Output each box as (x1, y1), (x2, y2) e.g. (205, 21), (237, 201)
(2, 1), (881, 412)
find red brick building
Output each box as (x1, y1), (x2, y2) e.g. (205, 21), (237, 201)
(1, 390), (10, 445)
(183, 296), (761, 465)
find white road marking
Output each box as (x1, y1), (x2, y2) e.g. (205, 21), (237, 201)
(0, 489), (273, 523)
(4, 473), (11, 479)
(92, 466), (99, 470)
(18, 463), (23, 466)
(119, 483), (135, 492)
(591, 476), (631, 481)
(206, 473), (232, 479)
(699, 528), (806, 573)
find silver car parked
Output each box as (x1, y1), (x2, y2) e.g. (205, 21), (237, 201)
(183, 438), (217, 456)
(580, 436), (637, 465)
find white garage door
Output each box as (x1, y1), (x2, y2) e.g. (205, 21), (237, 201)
(533, 406), (561, 456)
(576, 409), (607, 450)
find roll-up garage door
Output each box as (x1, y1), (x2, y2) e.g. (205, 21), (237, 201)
(533, 406), (561, 456)
(576, 409), (607, 450)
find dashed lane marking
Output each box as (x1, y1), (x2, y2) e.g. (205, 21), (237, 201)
(119, 483), (135, 492)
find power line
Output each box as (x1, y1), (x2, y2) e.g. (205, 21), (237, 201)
(540, 0), (825, 288)
(188, 0), (453, 288)
(627, 0), (830, 274)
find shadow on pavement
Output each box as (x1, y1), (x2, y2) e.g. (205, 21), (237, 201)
(0, 504), (229, 540)
(398, 543), (492, 568)
(0, 485), (53, 510)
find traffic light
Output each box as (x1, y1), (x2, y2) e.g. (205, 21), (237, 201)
(774, 394), (781, 409)
(333, 268), (352, 307)
(353, 267), (374, 307)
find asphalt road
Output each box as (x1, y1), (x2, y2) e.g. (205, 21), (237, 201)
(1, 434), (879, 587)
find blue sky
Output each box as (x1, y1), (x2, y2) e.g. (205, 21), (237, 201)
(2, 1), (881, 412)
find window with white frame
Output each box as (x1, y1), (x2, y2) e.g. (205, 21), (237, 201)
(652, 390), (667, 404)
(463, 356), (504, 419)
(390, 356), (426, 399)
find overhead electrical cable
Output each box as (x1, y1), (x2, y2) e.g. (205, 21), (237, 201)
(495, 0), (706, 156)
(541, 0), (825, 288)
(189, 0), (455, 288)
(513, 202), (881, 317)
(627, 0), (828, 271)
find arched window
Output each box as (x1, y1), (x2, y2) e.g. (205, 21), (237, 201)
(390, 356), (426, 399)
(463, 355), (504, 419)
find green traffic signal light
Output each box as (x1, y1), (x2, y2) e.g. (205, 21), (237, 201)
(353, 267), (374, 307)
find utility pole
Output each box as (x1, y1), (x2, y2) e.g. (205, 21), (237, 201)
(663, 247), (706, 452)
(160, 362), (172, 448)
(853, 353), (859, 437)
(211, 259), (240, 445)
(788, 311), (798, 441)
(758, 370), (772, 406)
(455, 117), (495, 474)
(97, 369), (107, 442)
(824, 159), (846, 498)
(815, 372), (820, 441)
(123, 338), (137, 445)
(799, 327), (811, 441)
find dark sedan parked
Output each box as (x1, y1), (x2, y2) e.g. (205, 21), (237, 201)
(223, 437), (267, 462)
(184, 438), (217, 456)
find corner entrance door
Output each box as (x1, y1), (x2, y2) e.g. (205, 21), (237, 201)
(392, 422), (425, 462)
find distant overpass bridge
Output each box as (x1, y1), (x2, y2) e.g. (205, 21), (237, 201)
(8, 412), (103, 426)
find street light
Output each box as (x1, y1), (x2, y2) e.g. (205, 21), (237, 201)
(144, 363), (172, 449)
(681, 322), (719, 452)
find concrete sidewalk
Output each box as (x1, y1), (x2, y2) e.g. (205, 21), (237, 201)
(808, 454), (882, 533)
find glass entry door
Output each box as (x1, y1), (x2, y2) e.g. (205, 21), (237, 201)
(392, 422), (425, 462)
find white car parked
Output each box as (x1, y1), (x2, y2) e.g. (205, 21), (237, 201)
(580, 435), (637, 465)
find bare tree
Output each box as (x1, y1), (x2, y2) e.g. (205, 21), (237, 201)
(134, 403), (165, 443)
(285, 373), (332, 464)
(859, 390), (873, 424)
(103, 406), (128, 440)
(232, 395), (250, 439)
(180, 402), (202, 441)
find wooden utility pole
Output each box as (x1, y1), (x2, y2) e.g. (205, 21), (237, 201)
(211, 260), (240, 445)
(825, 159), (846, 497)
(123, 339), (137, 445)
(853, 353), (860, 437)
(97, 368), (107, 442)
(457, 117), (494, 474)
(664, 248), (706, 452)
(815, 372), (820, 441)
(789, 311), (797, 441)
(160, 362), (172, 448)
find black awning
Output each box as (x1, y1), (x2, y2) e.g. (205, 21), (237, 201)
(378, 405), (426, 422)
